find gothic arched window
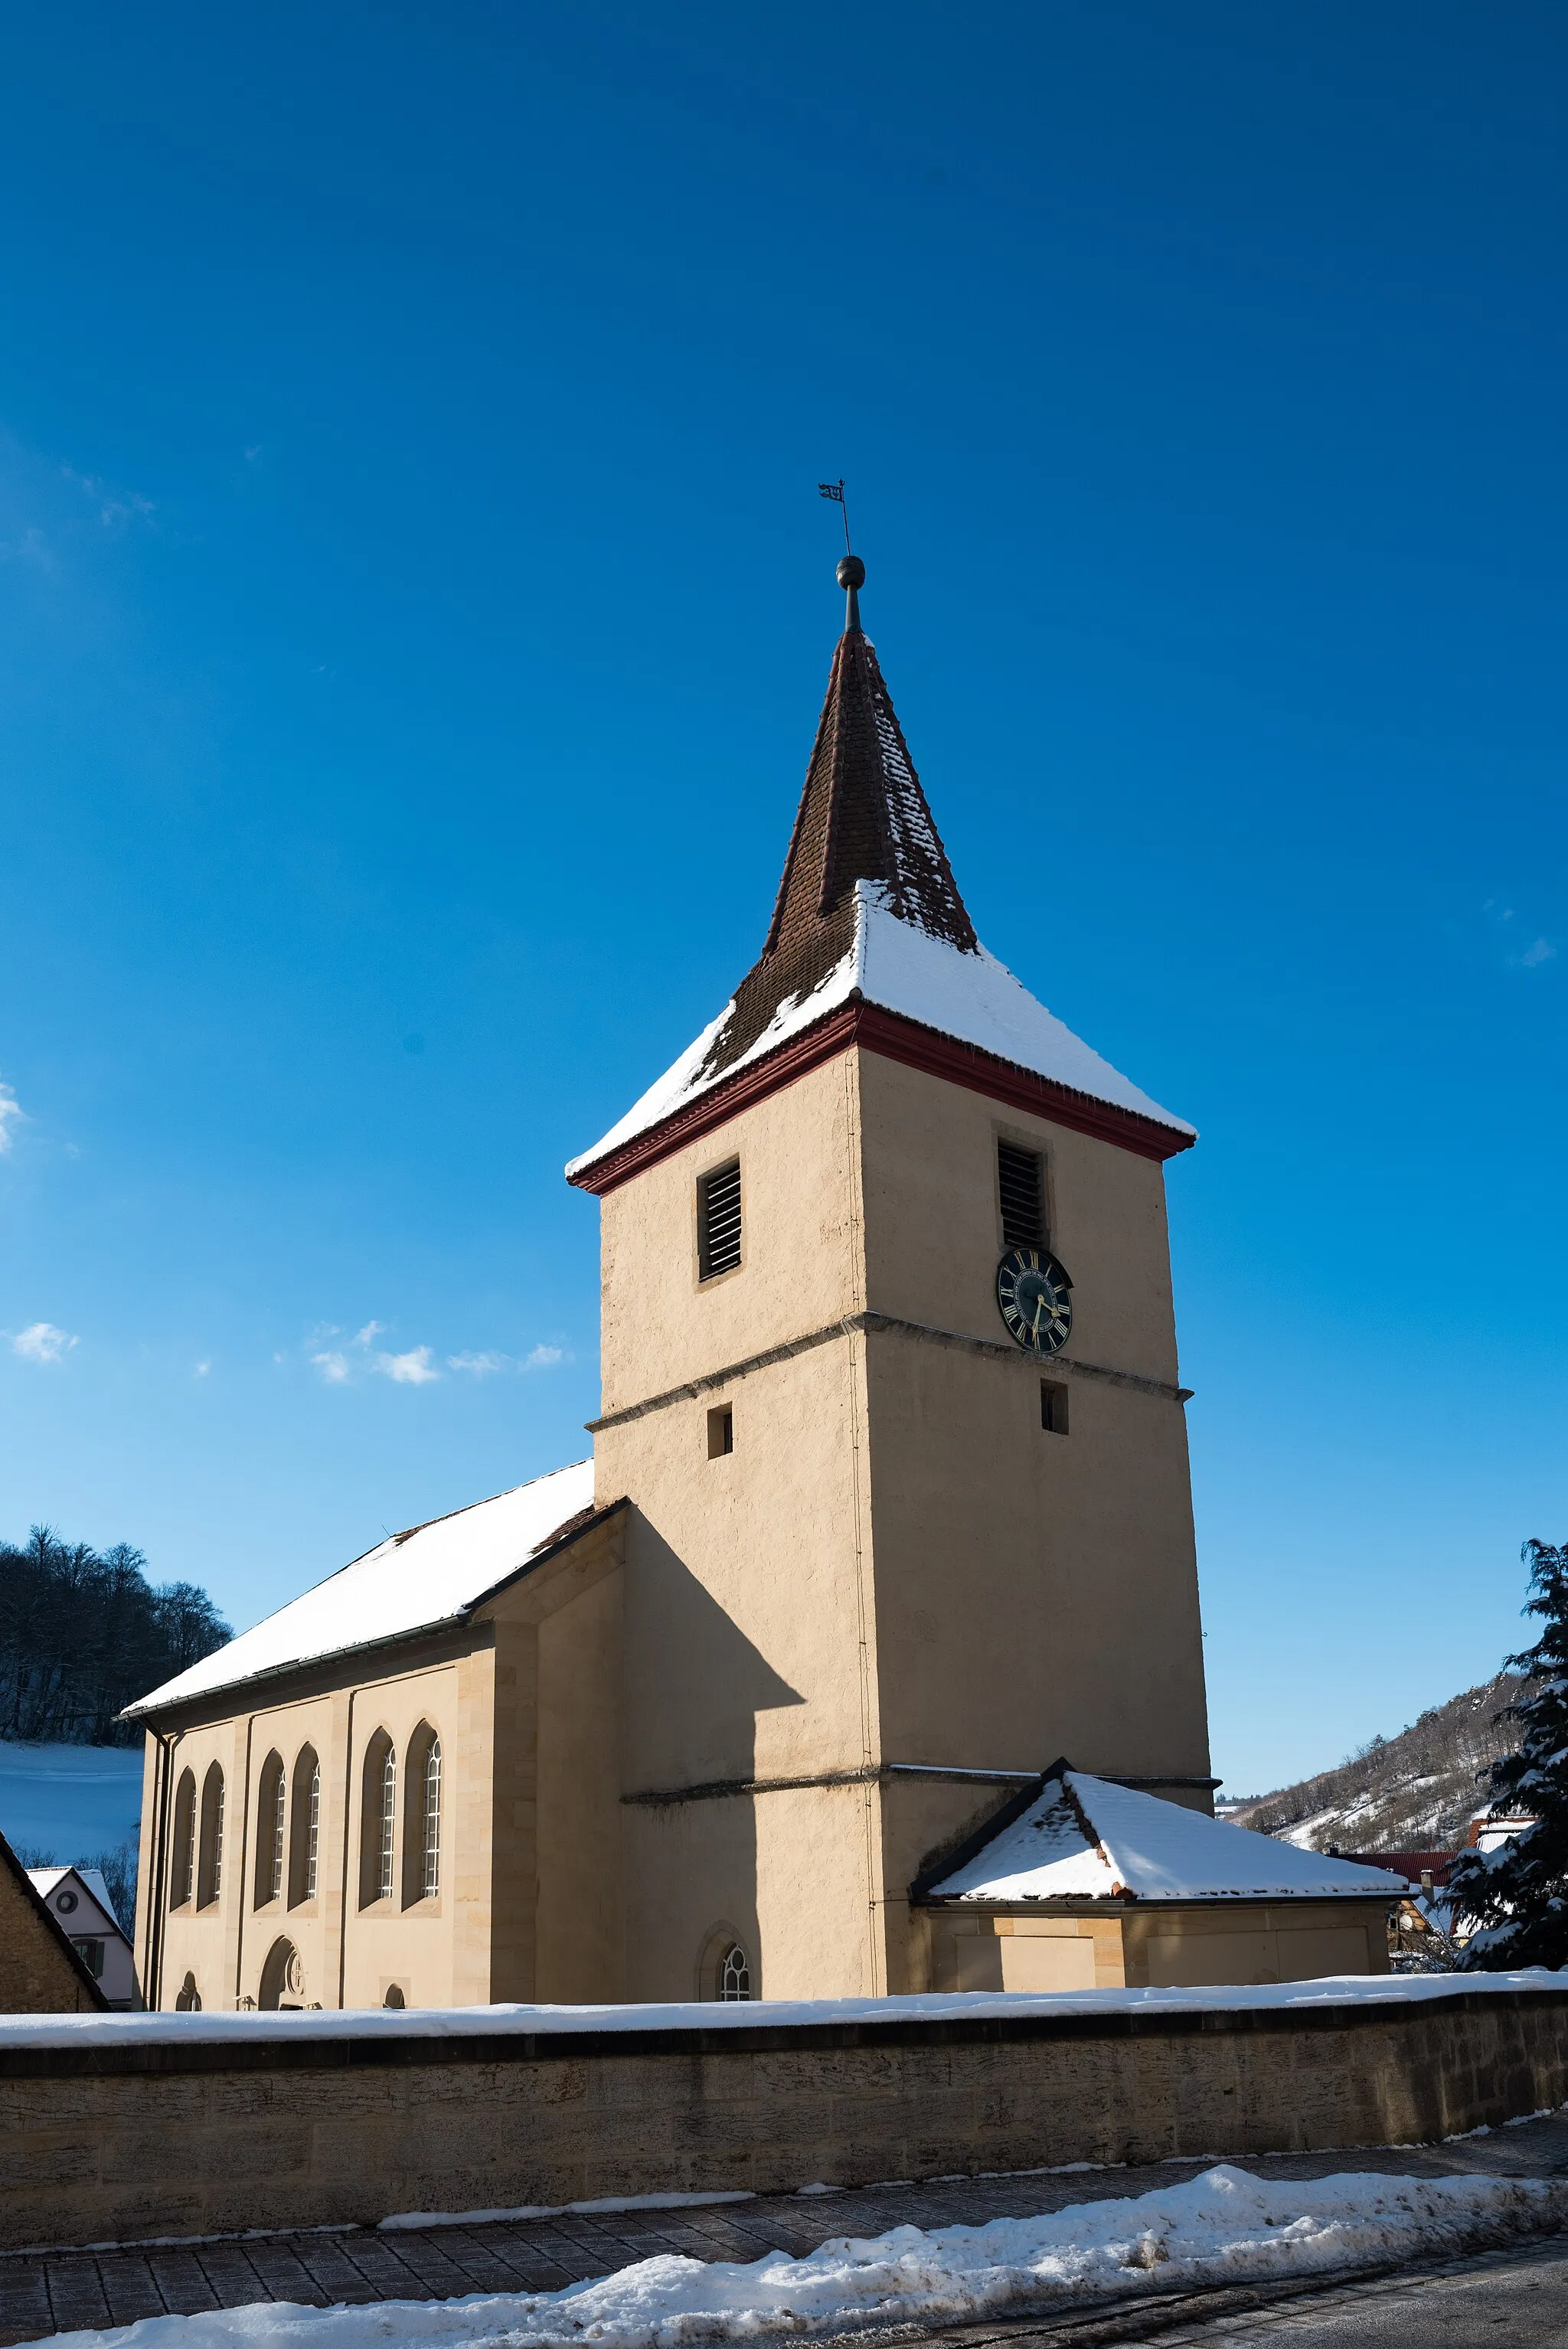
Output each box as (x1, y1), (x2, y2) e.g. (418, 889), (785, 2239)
(259, 1936), (305, 2010)
(360, 1730), (396, 1907)
(289, 1746), (320, 1906)
(718, 1942), (752, 2000)
(254, 1752), (285, 1907)
(422, 1735), (441, 1899)
(197, 1763), (224, 1906)
(697, 1924), (755, 2001)
(170, 1769), (197, 1910)
(403, 1723), (441, 1903)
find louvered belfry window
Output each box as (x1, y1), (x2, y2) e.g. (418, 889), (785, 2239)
(697, 1159), (743, 1280)
(998, 1141), (1045, 1251)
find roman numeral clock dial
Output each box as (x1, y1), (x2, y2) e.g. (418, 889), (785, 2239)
(996, 1246), (1073, 1355)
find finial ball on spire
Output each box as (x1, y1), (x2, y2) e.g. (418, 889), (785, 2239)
(837, 554), (865, 590)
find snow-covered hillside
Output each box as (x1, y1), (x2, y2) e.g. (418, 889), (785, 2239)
(1230, 1676), (1530, 1852)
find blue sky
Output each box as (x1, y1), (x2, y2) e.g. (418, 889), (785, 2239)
(1, 2), (1563, 1796)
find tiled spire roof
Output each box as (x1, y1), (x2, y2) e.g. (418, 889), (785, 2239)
(566, 560), (1194, 1191)
(701, 563), (977, 1079)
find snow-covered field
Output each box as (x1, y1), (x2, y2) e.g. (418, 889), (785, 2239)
(0, 1742), (142, 1860)
(26, 2165), (1567, 2349)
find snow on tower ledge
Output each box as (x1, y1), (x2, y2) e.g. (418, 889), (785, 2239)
(920, 1769), (1408, 1905)
(567, 883), (1195, 1188)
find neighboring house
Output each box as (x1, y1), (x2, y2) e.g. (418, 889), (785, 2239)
(1338, 1848), (1455, 1887)
(128, 554), (1222, 2011)
(1465, 1814), (1538, 1853)
(913, 1766), (1404, 1988)
(26, 1866), (140, 2008)
(0, 1830), (110, 2013)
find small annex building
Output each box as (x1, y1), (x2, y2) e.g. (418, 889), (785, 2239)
(0, 1828), (111, 2014)
(27, 1866), (141, 2008)
(916, 1766), (1406, 1992)
(129, 552), (1384, 2011)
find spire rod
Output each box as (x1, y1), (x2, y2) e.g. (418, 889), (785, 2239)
(818, 478), (863, 623)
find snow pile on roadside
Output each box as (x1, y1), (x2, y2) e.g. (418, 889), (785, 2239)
(31, 2164), (1568, 2349)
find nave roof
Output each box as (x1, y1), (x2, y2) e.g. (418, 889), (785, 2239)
(124, 1460), (603, 1719)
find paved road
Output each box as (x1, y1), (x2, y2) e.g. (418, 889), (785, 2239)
(905, 2235), (1568, 2345)
(3, 2112), (1566, 2345)
(1152, 2238), (1568, 2342)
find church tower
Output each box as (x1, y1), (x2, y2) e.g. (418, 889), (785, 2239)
(569, 556), (1211, 2000)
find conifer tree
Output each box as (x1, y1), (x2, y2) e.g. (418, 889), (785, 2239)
(1450, 1538), (1568, 1969)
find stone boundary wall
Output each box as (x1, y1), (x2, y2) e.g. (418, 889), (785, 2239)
(1, 1985), (1565, 2253)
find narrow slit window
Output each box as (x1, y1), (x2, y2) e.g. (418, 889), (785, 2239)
(270, 1763), (286, 1903)
(1040, 1380), (1069, 1436)
(697, 1159), (743, 1280)
(305, 1759), (321, 1900)
(707, 1404), (733, 1458)
(998, 1141), (1045, 1251)
(379, 1745), (397, 1901)
(422, 1736), (442, 1899)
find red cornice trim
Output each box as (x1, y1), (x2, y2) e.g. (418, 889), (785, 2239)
(567, 1001), (1194, 1195)
(567, 1005), (863, 1195)
(851, 1004), (1195, 1164)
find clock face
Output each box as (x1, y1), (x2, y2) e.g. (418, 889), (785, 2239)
(996, 1246), (1073, 1355)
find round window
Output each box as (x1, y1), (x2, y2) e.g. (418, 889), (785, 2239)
(55, 1889), (78, 1914)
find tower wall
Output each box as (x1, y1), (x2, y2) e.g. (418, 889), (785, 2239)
(858, 1046), (1210, 1990)
(594, 1054), (887, 1998)
(592, 1041), (1210, 1999)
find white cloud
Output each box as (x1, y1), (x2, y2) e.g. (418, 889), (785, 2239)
(1522, 938), (1557, 969)
(62, 466), (155, 530)
(354, 1320), (387, 1348)
(312, 1350), (351, 1384)
(194, 1361), (211, 1378)
(12, 1322), (77, 1364)
(373, 1345), (439, 1386)
(446, 1344), (567, 1377)
(0, 1080), (26, 1153)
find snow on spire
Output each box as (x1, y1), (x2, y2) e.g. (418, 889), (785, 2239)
(703, 557), (975, 1080)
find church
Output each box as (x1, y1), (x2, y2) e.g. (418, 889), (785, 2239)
(129, 554), (1399, 2012)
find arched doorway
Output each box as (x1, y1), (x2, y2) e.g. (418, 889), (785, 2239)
(259, 1936), (305, 2010)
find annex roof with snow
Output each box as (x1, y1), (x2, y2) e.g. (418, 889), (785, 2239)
(124, 1462), (614, 1718)
(917, 1769), (1410, 1905)
(567, 560), (1194, 1194)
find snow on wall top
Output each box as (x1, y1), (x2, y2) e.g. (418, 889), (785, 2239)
(926, 1770), (1410, 1903)
(0, 1969), (1559, 2052)
(567, 884), (1193, 1178)
(123, 1461), (598, 1719)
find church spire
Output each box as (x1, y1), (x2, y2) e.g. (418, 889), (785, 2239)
(701, 557), (977, 1080)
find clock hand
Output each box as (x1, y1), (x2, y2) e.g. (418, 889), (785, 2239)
(1031, 1296), (1044, 1341)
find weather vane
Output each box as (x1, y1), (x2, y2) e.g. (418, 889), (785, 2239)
(818, 478), (852, 557)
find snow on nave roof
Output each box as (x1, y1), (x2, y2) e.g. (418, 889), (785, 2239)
(924, 1769), (1410, 1903)
(124, 1461), (599, 1719)
(568, 884), (1194, 1180)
